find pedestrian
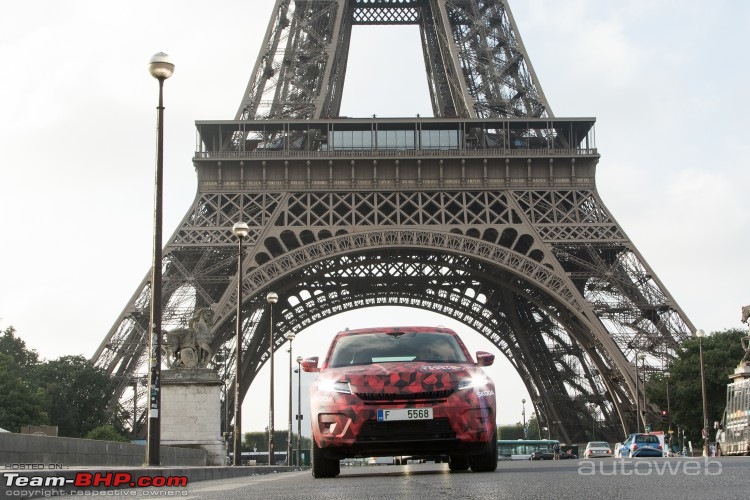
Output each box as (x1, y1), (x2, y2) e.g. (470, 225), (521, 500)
(553, 442), (561, 460)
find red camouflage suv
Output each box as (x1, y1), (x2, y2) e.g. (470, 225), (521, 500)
(301, 326), (497, 478)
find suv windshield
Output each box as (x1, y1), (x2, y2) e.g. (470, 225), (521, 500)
(329, 331), (467, 367)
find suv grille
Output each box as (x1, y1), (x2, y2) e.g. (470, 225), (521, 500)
(357, 418), (455, 442)
(355, 389), (455, 402)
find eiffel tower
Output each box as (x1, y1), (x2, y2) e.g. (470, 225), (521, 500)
(93, 0), (694, 444)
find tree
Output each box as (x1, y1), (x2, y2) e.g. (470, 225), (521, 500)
(0, 326), (39, 375)
(33, 355), (115, 438)
(0, 327), (47, 432)
(526, 415), (541, 439)
(645, 328), (746, 446)
(498, 414), (542, 440)
(0, 327), (127, 436)
(85, 424), (129, 442)
(497, 423), (525, 440)
(0, 352), (47, 432)
(243, 430), (311, 454)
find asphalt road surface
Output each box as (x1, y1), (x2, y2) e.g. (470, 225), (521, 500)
(178, 457), (748, 500)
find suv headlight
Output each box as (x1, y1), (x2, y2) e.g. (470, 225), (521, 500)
(318, 379), (352, 395)
(458, 374), (489, 391)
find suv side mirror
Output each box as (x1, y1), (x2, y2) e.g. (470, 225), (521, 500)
(475, 351), (495, 366)
(301, 356), (320, 372)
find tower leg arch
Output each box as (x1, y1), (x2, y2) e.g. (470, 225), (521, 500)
(213, 230), (638, 442)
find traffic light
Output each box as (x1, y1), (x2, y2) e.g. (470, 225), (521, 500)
(661, 410), (668, 424)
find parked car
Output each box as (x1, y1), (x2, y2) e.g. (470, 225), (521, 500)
(617, 433), (663, 457)
(584, 441), (613, 458)
(529, 449), (578, 460)
(302, 326), (498, 478)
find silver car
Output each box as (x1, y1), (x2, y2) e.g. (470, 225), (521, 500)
(584, 441), (613, 458)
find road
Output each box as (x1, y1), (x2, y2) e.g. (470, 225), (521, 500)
(178, 458), (748, 500)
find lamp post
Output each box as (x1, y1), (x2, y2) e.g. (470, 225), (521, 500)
(295, 355), (303, 467)
(589, 404), (596, 440)
(284, 332), (296, 464)
(146, 52), (174, 466)
(635, 355), (641, 433)
(267, 291), (279, 466)
(131, 378), (139, 439)
(665, 371), (671, 432)
(232, 222), (249, 465)
(532, 412), (540, 439)
(696, 328), (709, 456)
(639, 353), (647, 431)
(218, 347), (230, 460)
(521, 398), (527, 439)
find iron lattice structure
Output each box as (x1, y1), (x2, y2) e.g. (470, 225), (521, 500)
(93, 0), (694, 444)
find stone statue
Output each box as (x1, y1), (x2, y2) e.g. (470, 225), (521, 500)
(741, 305), (750, 365)
(163, 308), (215, 368)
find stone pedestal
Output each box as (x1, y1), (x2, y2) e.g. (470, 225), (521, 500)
(730, 363), (750, 380)
(161, 368), (226, 465)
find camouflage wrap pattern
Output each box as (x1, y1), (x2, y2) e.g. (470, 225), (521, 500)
(307, 327), (497, 456)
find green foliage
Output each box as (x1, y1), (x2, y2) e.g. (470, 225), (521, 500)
(243, 430), (311, 453)
(498, 423), (524, 440)
(85, 424), (129, 442)
(0, 352), (47, 432)
(0, 328), (47, 432)
(498, 415), (541, 440)
(645, 328), (747, 445)
(526, 416), (541, 439)
(33, 355), (115, 438)
(0, 326), (40, 373)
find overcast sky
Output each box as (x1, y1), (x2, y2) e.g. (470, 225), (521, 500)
(1, 1), (748, 431)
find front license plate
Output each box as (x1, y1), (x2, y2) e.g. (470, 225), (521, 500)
(377, 408), (433, 421)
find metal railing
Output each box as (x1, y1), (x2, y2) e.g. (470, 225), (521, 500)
(194, 147), (597, 160)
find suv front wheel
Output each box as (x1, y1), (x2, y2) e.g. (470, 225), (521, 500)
(469, 430), (498, 472)
(311, 439), (340, 478)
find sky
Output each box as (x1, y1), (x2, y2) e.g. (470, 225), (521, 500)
(1, 1), (749, 433)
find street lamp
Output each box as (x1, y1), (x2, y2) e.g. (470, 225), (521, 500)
(284, 331), (296, 464)
(589, 404), (596, 440)
(521, 398), (527, 439)
(232, 221), (249, 465)
(267, 291), (279, 466)
(665, 371), (671, 432)
(635, 355), (641, 433)
(131, 378), (140, 439)
(146, 51), (174, 467)
(295, 355), (303, 467)
(696, 328), (709, 456)
(217, 347), (230, 460)
(532, 412), (540, 439)
(639, 353), (648, 431)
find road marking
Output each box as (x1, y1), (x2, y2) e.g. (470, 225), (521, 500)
(186, 470), (309, 494)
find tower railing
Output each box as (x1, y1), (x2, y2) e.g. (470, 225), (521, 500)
(195, 147), (597, 160)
